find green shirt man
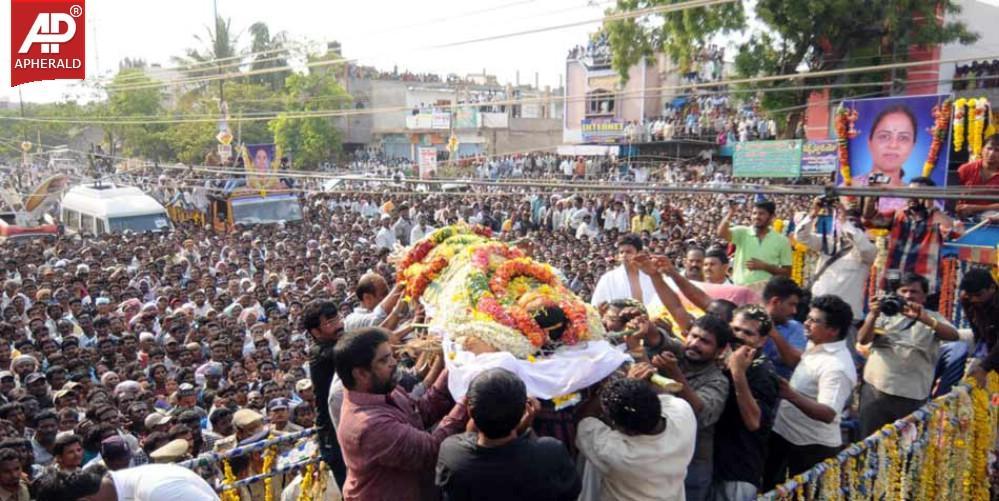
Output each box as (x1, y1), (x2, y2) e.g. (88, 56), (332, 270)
(717, 199), (793, 286)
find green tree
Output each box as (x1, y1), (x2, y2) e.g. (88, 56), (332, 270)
(103, 69), (170, 160)
(605, 0), (978, 136)
(269, 71), (351, 169)
(247, 22), (291, 92)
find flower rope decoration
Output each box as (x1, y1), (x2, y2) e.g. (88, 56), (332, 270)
(220, 458), (241, 501)
(969, 98), (990, 160)
(835, 105), (859, 186)
(396, 223), (493, 295)
(262, 445), (278, 501)
(953, 98), (967, 152)
(923, 99), (952, 177)
(295, 462), (314, 501)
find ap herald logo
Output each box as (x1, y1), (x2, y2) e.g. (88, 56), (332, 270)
(10, 0), (86, 86)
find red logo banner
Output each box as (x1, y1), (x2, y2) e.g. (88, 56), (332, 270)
(10, 0), (86, 86)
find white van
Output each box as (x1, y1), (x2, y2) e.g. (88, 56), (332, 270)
(61, 184), (172, 234)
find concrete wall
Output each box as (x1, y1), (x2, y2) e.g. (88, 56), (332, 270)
(369, 80), (408, 133)
(494, 117), (562, 155)
(563, 57), (665, 142)
(339, 78), (373, 144)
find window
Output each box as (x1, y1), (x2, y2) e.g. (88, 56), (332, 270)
(80, 214), (94, 234)
(96, 218), (107, 234)
(587, 90), (615, 116)
(63, 209), (79, 229)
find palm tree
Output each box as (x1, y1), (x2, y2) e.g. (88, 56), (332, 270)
(172, 16), (240, 91)
(247, 22), (291, 92)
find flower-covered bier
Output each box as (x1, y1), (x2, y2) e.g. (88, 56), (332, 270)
(393, 224), (604, 358)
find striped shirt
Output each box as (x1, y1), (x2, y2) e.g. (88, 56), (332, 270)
(885, 209), (946, 292)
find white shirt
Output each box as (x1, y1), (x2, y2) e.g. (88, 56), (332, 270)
(603, 210), (629, 233)
(576, 222), (599, 240)
(794, 216), (877, 318)
(576, 394), (696, 501)
(410, 224), (433, 244)
(773, 340), (857, 447)
(374, 227), (396, 251)
(110, 464), (220, 500)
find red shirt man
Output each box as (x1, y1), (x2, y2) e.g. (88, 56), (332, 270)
(956, 135), (999, 218)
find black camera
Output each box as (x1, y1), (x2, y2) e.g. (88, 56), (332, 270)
(869, 172), (890, 185)
(878, 292), (906, 317)
(818, 194), (838, 208)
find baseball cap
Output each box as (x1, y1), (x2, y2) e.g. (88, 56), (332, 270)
(295, 379), (313, 392)
(100, 436), (131, 462)
(24, 373), (45, 385)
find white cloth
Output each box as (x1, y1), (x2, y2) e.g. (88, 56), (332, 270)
(110, 464), (219, 501)
(443, 337), (629, 400)
(773, 340), (857, 448)
(590, 266), (663, 311)
(328, 373), (344, 428)
(374, 227), (396, 251)
(794, 216), (876, 318)
(576, 394), (696, 501)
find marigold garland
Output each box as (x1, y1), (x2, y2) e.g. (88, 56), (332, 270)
(835, 105), (859, 186)
(221, 458), (240, 501)
(790, 242), (807, 287)
(923, 99), (952, 177)
(262, 445), (278, 501)
(405, 255), (450, 299)
(968, 98), (989, 160)
(296, 462), (315, 501)
(489, 258), (557, 297)
(953, 98), (967, 152)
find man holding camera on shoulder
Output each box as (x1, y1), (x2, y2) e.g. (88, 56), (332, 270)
(856, 272), (958, 437)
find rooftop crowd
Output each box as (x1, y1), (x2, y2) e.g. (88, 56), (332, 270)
(0, 136), (996, 501)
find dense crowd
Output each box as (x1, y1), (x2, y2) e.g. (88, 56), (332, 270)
(952, 59), (999, 90)
(0, 136), (995, 501)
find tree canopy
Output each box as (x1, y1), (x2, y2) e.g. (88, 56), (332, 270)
(604, 0), (978, 135)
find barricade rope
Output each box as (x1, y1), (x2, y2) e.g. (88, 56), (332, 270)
(759, 372), (999, 500)
(178, 427), (317, 468)
(219, 456), (323, 490)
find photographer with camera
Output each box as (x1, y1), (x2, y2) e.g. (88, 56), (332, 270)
(794, 196), (876, 323)
(856, 272), (958, 437)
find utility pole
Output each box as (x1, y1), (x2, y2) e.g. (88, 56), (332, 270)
(213, 0), (224, 103)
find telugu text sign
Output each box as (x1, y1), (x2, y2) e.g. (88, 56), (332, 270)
(733, 140), (803, 178)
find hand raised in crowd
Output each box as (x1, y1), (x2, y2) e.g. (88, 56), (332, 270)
(626, 362), (658, 381)
(651, 352), (683, 381)
(866, 296), (882, 319)
(515, 397), (541, 435)
(745, 258), (768, 271)
(726, 345), (755, 376)
(651, 254), (677, 276)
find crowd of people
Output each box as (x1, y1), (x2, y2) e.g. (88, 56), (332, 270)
(952, 59), (999, 90)
(346, 64), (477, 85)
(0, 135), (994, 501)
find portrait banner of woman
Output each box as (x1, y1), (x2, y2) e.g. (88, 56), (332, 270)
(838, 95), (951, 212)
(241, 143), (280, 190)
